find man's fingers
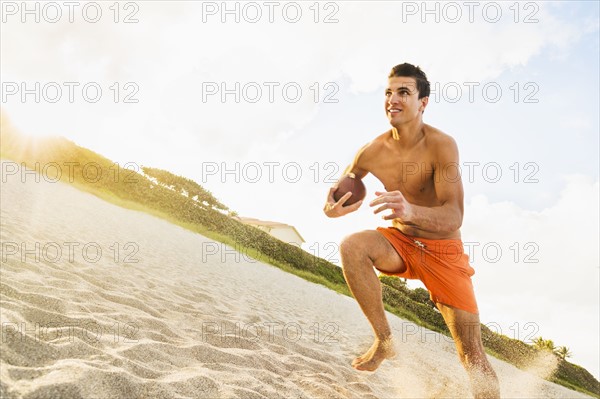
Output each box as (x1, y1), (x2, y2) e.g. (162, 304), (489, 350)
(370, 193), (396, 206)
(327, 187), (337, 202)
(369, 197), (385, 207)
(345, 199), (363, 212)
(374, 190), (391, 197)
(374, 190), (404, 200)
(382, 213), (397, 220)
(324, 194), (362, 217)
(335, 191), (352, 207)
(373, 204), (389, 214)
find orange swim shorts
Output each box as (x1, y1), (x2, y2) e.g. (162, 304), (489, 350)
(376, 226), (479, 314)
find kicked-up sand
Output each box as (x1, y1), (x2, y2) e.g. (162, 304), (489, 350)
(0, 162), (594, 398)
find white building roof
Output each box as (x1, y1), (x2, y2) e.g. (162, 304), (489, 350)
(236, 217), (305, 243)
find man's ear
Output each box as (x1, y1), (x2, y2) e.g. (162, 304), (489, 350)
(420, 96), (429, 113)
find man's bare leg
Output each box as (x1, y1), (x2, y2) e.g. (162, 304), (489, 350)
(436, 302), (500, 399)
(339, 230), (406, 371)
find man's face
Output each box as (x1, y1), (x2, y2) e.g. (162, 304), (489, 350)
(384, 76), (427, 127)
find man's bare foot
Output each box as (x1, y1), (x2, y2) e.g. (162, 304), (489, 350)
(351, 337), (396, 371)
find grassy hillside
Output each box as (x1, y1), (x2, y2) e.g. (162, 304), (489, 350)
(1, 126), (598, 398)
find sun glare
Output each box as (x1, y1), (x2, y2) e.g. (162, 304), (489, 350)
(1, 106), (61, 138)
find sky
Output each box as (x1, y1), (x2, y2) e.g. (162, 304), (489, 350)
(1, 0), (599, 380)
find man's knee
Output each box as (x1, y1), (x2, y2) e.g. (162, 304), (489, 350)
(340, 230), (403, 275)
(339, 230), (374, 258)
(339, 231), (384, 273)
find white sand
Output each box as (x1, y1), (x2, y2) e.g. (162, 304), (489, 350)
(0, 163), (593, 399)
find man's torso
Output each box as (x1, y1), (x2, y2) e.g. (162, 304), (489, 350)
(356, 124), (462, 240)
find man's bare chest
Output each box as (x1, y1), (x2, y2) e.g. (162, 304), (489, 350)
(367, 151), (436, 202)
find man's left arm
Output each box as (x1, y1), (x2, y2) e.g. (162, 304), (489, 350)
(370, 137), (464, 234)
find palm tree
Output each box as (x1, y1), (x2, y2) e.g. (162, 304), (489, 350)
(555, 346), (572, 360)
(532, 337), (555, 352)
(532, 337), (545, 348)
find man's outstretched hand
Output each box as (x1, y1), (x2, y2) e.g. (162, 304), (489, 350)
(370, 190), (414, 222)
(323, 185), (363, 218)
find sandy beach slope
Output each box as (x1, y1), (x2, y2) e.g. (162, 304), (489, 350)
(0, 163), (593, 398)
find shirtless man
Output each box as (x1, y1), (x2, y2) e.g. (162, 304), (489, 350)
(323, 63), (500, 398)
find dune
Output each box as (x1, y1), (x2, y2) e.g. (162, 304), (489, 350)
(0, 162), (594, 399)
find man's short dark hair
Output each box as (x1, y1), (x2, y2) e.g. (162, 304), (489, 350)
(388, 63), (430, 99)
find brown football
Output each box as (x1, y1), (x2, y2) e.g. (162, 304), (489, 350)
(333, 173), (366, 206)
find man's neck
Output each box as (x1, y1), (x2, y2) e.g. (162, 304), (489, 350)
(391, 120), (425, 148)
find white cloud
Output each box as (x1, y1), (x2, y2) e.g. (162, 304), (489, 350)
(463, 175), (599, 378)
(1, 1), (590, 156)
